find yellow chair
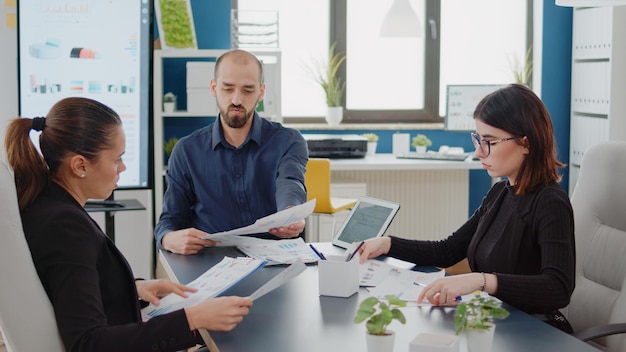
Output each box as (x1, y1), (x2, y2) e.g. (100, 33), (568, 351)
(304, 158), (358, 241)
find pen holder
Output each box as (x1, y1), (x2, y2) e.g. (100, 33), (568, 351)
(318, 255), (359, 298)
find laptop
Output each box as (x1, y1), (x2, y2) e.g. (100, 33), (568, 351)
(331, 196), (401, 249)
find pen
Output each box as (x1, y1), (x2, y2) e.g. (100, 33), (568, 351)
(346, 241), (365, 262)
(413, 282), (462, 301)
(309, 244), (326, 260)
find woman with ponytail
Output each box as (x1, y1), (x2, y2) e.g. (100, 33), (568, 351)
(4, 97), (252, 352)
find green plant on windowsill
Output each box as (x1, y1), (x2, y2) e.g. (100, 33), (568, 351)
(453, 295), (510, 335)
(411, 134), (432, 148)
(307, 42), (347, 107)
(362, 133), (379, 142)
(509, 44), (533, 89)
(354, 295), (406, 336)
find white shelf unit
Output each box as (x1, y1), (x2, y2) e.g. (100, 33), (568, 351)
(153, 49), (282, 221)
(568, 6), (626, 194)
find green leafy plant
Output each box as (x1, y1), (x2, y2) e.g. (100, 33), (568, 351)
(354, 295), (407, 336)
(164, 137), (179, 158)
(308, 42), (347, 107)
(453, 295), (510, 335)
(362, 133), (379, 142)
(411, 134), (432, 148)
(509, 44), (533, 89)
(163, 92), (176, 103)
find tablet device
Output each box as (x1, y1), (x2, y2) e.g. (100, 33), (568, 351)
(331, 196), (400, 249)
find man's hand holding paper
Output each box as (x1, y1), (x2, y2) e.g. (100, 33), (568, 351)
(203, 199), (315, 240)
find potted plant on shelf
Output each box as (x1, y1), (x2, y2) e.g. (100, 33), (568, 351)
(354, 295), (406, 352)
(411, 134), (432, 154)
(362, 133), (379, 156)
(454, 294), (510, 352)
(163, 92), (177, 113)
(309, 42), (347, 126)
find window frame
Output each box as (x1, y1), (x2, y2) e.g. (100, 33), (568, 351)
(326, 0), (441, 124)
(272, 0), (533, 125)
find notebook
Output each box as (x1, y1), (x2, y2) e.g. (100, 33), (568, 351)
(331, 196), (400, 249)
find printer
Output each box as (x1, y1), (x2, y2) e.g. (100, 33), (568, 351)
(303, 134), (368, 159)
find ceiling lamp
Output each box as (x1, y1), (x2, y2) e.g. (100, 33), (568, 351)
(380, 0), (422, 38)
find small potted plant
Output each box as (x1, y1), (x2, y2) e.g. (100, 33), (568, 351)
(354, 295), (406, 352)
(163, 92), (177, 113)
(411, 134), (432, 153)
(454, 294), (510, 352)
(362, 133), (379, 156)
(308, 42), (347, 126)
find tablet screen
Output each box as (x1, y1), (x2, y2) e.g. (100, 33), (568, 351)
(332, 196), (400, 249)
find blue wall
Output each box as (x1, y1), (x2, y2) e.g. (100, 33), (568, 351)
(541, 3), (573, 192)
(162, 1), (574, 217)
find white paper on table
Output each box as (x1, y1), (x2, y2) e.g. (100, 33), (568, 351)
(202, 199), (316, 240)
(236, 237), (319, 265)
(248, 260), (306, 301)
(359, 259), (445, 287)
(141, 257), (265, 321)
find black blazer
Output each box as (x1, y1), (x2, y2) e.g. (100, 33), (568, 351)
(22, 182), (197, 352)
(388, 180), (575, 314)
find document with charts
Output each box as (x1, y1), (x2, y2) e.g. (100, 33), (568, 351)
(233, 237), (320, 266)
(141, 257), (265, 321)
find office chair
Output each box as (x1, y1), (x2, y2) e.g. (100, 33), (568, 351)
(0, 160), (66, 352)
(304, 158), (358, 241)
(564, 142), (626, 351)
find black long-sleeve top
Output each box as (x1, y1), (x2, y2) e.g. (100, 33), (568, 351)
(388, 180), (575, 314)
(21, 182), (199, 352)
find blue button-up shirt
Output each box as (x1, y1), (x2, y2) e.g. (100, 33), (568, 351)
(155, 113), (308, 249)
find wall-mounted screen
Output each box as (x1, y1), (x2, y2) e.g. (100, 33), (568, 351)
(445, 84), (504, 132)
(18, 0), (153, 189)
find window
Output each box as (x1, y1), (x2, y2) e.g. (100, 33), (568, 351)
(237, 0), (531, 124)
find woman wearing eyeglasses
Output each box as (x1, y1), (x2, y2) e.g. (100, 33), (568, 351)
(359, 84), (575, 332)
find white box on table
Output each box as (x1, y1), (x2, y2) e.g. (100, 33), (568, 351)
(409, 333), (460, 352)
(318, 254), (359, 298)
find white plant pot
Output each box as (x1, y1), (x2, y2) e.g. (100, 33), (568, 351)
(325, 106), (343, 126)
(366, 330), (395, 352)
(466, 323), (495, 352)
(367, 142), (377, 156)
(414, 145), (427, 154)
(163, 102), (176, 113)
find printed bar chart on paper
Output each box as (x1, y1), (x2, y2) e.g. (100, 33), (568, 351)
(141, 257), (265, 321)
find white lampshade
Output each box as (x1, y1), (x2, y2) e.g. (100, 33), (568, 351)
(555, 0), (626, 5)
(380, 0), (422, 38)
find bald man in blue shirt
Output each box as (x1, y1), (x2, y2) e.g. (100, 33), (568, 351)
(155, 49), (308, 255)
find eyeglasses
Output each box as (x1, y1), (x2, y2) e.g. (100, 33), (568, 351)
(471, 133), (521, 157)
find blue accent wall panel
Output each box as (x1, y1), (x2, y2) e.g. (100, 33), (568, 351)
(190, 0), (231, 49)
(541, 2), (573, 193)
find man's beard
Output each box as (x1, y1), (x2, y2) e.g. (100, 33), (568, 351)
(221, 105), (253, 128)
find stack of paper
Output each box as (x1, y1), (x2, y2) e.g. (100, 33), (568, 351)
(141, 256), (265, 321)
